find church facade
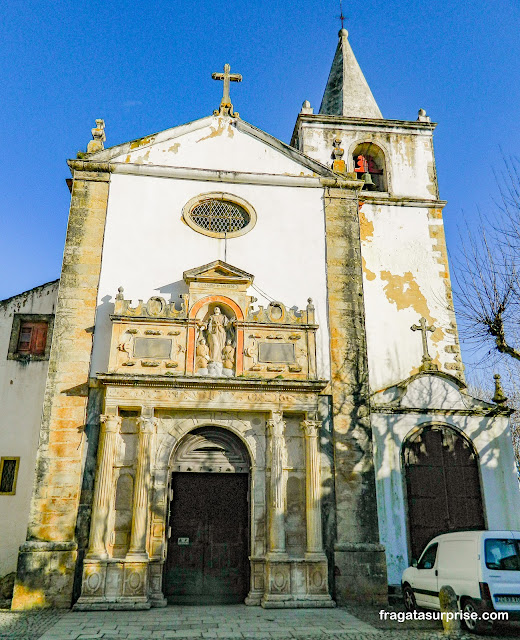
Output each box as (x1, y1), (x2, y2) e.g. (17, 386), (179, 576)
(3, 29), (520, 610)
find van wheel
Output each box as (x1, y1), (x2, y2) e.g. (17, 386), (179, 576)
(403, 585), (417, 612)
(462, 598), (489, 634)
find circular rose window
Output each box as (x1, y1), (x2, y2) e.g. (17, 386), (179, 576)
(183, 193), (257, 238)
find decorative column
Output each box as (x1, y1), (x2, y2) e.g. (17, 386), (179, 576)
(87, 414), (121, 559)
(127, 415), (156, 559)
(267, 410), (287, 556)
(301, 419), (325, 558)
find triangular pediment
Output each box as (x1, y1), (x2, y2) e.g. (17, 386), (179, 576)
(372, 371), (499, 412)
(85, 114), (336, 178)
(183, 260), (254, 286)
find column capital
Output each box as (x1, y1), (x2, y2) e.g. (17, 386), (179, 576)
(99, 415), (121, 433)
(267, 410), (285, 438)
(301, 419), (320, 438)
(137, 416), (158, 434)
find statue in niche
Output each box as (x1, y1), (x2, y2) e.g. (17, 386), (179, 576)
(221, 339), (235, 377)
(195, 338), (210, 375)
(205, 307), (229, 362)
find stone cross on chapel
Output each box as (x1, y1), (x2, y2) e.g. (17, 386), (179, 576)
(411, 317), (439, 372)
(212, 63), (242, 118)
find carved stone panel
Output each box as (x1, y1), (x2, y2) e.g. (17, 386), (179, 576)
(259, 342), (295, 364)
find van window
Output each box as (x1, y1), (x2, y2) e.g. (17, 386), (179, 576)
(485, 539), (520, 571)
(418, 543), (438, 570)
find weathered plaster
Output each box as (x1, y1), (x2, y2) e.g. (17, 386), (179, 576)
(0, 282), (58, 578)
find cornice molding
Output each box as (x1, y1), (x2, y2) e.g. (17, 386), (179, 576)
(96, 373), (329, 393)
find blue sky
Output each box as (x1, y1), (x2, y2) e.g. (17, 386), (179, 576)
(2, 0), (520, 372)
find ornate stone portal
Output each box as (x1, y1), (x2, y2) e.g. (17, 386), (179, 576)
(75, 261), (333, 609)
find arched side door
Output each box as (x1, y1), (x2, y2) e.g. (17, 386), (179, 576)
(402, 424), (485, 560)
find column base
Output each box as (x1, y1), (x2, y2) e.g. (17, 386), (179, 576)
(334, 543), (388, 606)
(11, 541), (78, 610)
(261, 595), (336, 609)
(261, 557), (334, 609)
(75, 558), (153, 610)
(74, 598), (151, 611)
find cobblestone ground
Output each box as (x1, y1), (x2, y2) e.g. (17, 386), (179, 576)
(0, 603), (519, 640)
(0, 607), (63, 640)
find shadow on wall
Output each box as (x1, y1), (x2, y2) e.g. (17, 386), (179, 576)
(373, 365), (513, 584)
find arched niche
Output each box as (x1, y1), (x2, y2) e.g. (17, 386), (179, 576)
(352, 142), (387, 192)
(188, 296), (244, 376)
(402, 423), (485, 560)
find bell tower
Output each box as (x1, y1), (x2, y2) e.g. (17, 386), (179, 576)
(290, 26), (464, 603)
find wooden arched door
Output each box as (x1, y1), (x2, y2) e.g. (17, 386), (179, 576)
(163, 426), (250, 604)
(403, 425), (485, 560)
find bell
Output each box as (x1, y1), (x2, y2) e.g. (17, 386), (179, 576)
(361, 172), (376, 189)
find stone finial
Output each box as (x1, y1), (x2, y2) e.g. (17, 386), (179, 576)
(116, 286), (124, 301)
(493, 374), (508, 404)
(306, 298), (315, 323)
(87, 119), (106, 153)
(417, 108), (431, 123)
(300, 100), (314, 115)
(332, 138), (346, 174)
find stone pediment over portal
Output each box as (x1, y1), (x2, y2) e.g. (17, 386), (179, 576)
(183, 260), (254, 289)
(183, 260), (254, 321)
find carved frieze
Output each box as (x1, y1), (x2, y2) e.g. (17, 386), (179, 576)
(107, 263), (320, 382)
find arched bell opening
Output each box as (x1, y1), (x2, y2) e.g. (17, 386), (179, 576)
(163, 426), (251, 604)
(352, 142), (387, 192)
(401, 423), (485, 562)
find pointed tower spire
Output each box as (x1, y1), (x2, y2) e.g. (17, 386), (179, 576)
(320, 29), (382, 119)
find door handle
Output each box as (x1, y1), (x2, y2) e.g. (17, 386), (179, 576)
(435, 570), (438, 576)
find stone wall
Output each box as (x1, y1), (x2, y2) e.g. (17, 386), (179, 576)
(12, 169), (110, 609)
(322, 183), (387, 604)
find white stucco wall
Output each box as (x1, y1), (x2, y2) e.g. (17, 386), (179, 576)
(371, 379), (520, 585)
(361, 202), (458, 390)
(114, 115), (317, 177)
(0, 282), (58, 577)
(90, 173), (330, 377)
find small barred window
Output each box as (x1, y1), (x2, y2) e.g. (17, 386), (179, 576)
(0, 457), (19, 495)
(183, 193), (257, 239)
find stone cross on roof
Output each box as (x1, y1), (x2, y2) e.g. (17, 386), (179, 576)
(212, 63), (242, 118)
(411, 317), (439, 372)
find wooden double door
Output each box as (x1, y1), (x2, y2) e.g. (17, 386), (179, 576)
(163, 473), (250, 604)
(403, 425), (485, 560)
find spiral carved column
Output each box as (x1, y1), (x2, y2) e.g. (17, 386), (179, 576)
(87, 414), (121, 559)
(301, 419), (324, 557)
(267, 410), (287, 556)
(127, 416), (156, 559)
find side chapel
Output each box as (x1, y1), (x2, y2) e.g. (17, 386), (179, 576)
(2, 28), (520, 610)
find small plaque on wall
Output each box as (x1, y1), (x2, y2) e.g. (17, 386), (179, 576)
(258, 342), (295, 363)
(134, 338), (172, 359)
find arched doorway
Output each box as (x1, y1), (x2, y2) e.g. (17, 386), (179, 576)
(163, 426), (250, 604)
(402, 424), (485, 560)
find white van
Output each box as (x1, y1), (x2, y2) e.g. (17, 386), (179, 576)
(402, 530), (520, 632)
